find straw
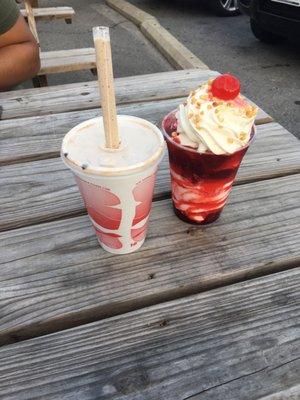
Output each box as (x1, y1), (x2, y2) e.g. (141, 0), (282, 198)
(93, 26), (120, 149)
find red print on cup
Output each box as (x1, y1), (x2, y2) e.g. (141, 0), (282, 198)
(76, 177), (123, 249)
(76, 173), (156, 250)
(131, 174), (156, 245)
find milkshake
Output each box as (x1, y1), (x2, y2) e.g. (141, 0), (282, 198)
(162, 74), (258, 224)
(62, 115), (165, 254)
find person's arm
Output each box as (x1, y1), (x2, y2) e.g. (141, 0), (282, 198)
(0, 15), (40, 90)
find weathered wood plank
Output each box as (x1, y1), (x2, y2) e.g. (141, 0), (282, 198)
(0, 268), (299, 399)
(0, 70), (225, 119)
(39, 48), (96, 75)
(192, 383), (300, 400)
(256, 386), (300, 400)
(0, 175), (299, 344)
(0, 97), (272, 165)
(0, 122), (299, 232)
(21, 6), (75, 21)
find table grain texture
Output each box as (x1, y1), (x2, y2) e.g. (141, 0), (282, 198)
(0, 69), (299, 400)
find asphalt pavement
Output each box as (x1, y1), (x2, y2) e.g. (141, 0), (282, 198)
(130, 0), (300, 139)
(23, 0), (172, 85)
(22, 0), (300, 138)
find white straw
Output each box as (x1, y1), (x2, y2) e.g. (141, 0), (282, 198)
(93, 26), (120, 149)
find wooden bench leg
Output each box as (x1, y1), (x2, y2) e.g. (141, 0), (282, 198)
(91, 68), (97, 76)
(65, 18), (72, 24)
(32, 74), (48, 88)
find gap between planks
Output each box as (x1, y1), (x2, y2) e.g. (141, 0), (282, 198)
(0, 69), (219, 120)
(0, 258), (299, 347)
(0, 99), (272, 167)
(0, 268), (299, 399)
(0, 174), (300, 345)
(1, 120), (299, 233)
(1, 169), (300, 235)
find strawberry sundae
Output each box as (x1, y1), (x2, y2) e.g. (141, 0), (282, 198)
(162, 74), (258, 224)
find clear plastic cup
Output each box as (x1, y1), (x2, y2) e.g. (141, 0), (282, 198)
(62, 116), (165, 254)
(162, 110), (255, 224)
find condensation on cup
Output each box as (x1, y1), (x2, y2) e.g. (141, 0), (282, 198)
(61, 116), (165, 254)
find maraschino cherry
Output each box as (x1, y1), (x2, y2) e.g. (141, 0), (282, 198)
(211, 74), (240, 101)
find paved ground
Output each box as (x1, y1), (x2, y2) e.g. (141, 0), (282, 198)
(22, 0), (172, 85)
(130, 0), (300, 138)
(20, 0), (299, 138)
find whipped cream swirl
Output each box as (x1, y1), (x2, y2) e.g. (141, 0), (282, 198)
(176, 81), (258, 155)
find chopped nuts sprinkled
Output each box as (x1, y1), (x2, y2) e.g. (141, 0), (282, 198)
(213, 102), (218, 107)
(200, 94), (208, 100)
(207, 105), (212, 110)
(239, 132), (247, 141)
(227, 138), (234, 144)
(191, 97), (197, 104)
(188, 112), (193, 119)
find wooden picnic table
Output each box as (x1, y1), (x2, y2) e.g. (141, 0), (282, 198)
(0, 69), (299, 400)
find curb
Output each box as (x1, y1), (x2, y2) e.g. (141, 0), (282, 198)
(105, 0), (209, 71)
(141, 19), (209, 70)
(106, 0), (156, 26)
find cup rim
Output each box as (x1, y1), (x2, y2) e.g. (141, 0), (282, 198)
(162, 109), (256, 157)
(62, 115), (165, 177)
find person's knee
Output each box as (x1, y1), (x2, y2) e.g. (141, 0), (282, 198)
(26, 40), (40, 78)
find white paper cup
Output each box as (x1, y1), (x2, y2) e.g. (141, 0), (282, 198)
(62, 116), (165, 254)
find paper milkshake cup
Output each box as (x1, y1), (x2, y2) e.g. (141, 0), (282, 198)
(62, 115), (165, 254)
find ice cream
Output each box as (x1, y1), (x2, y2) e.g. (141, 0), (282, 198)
(162, 74), (257, 225)
(172, 74), (258, 155)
